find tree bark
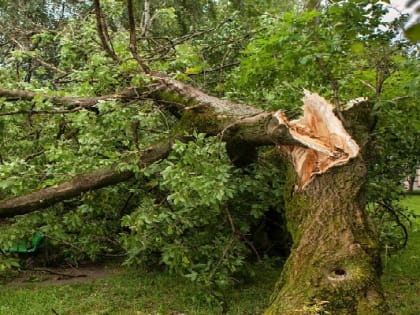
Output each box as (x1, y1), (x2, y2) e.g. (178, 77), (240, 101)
(0, 87), (142, 110)
(265, 98), (386, 314)
(0, 108), (301, 217)
(0, 168), (132, 217)
(0, 1), (392, 311)
(265, 157), (386, 314)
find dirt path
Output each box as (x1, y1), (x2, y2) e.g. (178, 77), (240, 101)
(5, 264), (120, 287)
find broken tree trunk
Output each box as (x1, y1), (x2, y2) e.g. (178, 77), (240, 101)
(0, 79), (386, 313)
(265, 93), (386, 314)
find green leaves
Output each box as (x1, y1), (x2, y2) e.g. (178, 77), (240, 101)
(228, 1), (414, 110)
(161, 134), (232, 209)
(121, 135), (285, 286)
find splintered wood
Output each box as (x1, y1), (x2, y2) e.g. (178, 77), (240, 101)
(274, 90), (359, 189)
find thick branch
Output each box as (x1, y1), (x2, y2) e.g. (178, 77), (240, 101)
(0, 108), (83, 116)
(0, 87), (142, 110)
(221, 112), (304, 147)
(151, 72), (261, 116)
(0, 169), (132, 218)
(0, 140), (174, 217)
(1, 68), (260, 116)
(0, 104), (304, 217)
(140, 0), (152, 36)
(1, 72), (360, 152)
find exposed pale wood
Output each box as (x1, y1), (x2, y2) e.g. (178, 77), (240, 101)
(273, 91), (359, 189)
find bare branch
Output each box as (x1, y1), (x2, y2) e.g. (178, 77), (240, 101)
(359, 79), (376, 93)
(0, 168), (132, 217)
(304, 0), (321, 10)
(93, 0), (120, 63)
(377, 200), (408, 249)
(24, 150), (45, 162)
(141, 18), (246, 62)
(0, 108), (83, 116)
(188, 62), (240, 76)
(127, 0), (150, 73)
(140, 0), (151, 37)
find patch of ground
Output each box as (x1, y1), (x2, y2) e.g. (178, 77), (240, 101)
(5, 264), (119, 287)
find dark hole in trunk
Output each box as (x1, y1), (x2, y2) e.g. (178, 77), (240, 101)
(333, 268), (346, 276)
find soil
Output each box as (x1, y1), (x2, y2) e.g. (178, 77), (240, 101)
(4, 264), (120, 287)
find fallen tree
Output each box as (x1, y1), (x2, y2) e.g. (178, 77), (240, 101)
(0, 0), (399, 313)
(0, 79), (386, 313)
(0, 73), (302, 217)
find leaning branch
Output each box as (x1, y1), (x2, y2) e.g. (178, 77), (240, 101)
(1, 66), (260, 117)
(0, 96), (302, 217)
(0, 108), (85, 116)
(151, 71), (261, 116)
(0, 140), (174, 218)
(0, 169), (132, 217)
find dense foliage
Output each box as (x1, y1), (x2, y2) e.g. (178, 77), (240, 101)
(226, 1), (420, 251)
(0, 0), (419, 290)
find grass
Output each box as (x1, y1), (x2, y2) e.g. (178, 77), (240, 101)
(0, 196), (419, 315)
(0, 264), (280, 315)
(382, 195), (420, 315)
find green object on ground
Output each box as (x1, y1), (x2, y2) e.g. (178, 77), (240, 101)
(3, 232), (44, 254)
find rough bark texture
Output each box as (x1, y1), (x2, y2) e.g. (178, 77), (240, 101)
(265, 101), (386, 314)
(265, 157), (385, 314)
(0, 105), (295, 216)
(0, 2), (390, 312)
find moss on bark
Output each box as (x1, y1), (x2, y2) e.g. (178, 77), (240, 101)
(265, 102), (387, 314)
(265, 155), (387, 314)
